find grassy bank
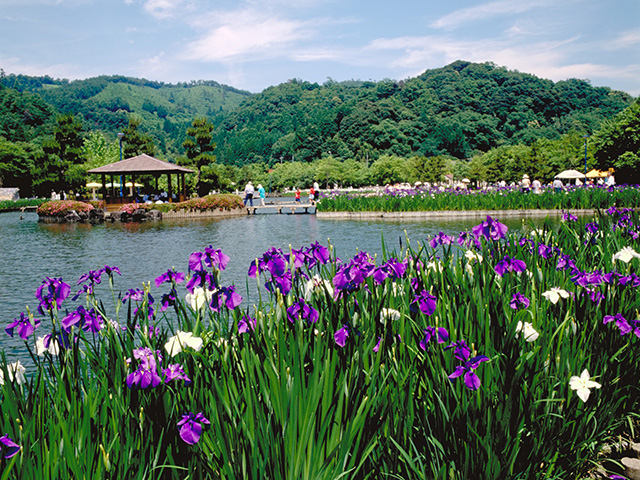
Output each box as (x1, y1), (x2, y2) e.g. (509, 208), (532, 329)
(0, 199), (48, 212)
(1, 208), (639, 478)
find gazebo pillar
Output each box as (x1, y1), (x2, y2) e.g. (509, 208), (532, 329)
(167, 173), (173, 202)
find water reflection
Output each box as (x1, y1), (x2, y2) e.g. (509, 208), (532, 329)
(0, 210), (563, 360)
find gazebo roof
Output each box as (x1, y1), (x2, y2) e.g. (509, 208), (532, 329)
(87, 154), (194, 175)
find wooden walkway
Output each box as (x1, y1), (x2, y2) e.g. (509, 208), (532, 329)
(246, 202), (316, 215)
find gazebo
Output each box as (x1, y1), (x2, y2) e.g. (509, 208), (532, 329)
(87, 154), (194, 210)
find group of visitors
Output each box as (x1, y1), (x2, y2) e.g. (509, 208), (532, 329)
(243, 182), (266, 207)
(243, 181), (320, 207)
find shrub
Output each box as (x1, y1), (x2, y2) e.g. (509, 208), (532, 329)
(36, 200), (95, 217)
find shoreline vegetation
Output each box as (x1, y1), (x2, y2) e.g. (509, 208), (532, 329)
(1, 204), (639, 478)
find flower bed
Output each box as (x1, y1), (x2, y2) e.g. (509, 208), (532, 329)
(317, 184), (640, 213)
(2, 208), (639, 479)
(36, 200), (95, 217)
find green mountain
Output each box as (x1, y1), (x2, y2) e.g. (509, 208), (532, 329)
(214, 61), (634, 165)
(1, 61), (634, 166)
(2, 74), (252, 155)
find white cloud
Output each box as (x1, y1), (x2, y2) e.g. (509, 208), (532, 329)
(185, 8), (312, 63)
(142, 0), (187, 19)
(605, 28), (640, 50)
(430, 0), (557, 30)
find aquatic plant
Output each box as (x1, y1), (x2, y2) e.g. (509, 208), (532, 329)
(1, 212), (640, 479)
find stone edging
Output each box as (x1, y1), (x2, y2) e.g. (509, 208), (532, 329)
(161, 208), (246, 220)
(316, 208), (599, 220)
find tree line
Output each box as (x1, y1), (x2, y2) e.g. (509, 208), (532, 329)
(0, 62), (638, 197)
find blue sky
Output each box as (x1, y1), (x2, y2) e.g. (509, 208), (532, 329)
(1, 0), (639, 95)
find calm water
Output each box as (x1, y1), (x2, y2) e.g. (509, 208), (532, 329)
(0, 210), (553, 361)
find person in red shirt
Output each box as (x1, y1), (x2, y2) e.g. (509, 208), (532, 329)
(295, 188), (301, 202)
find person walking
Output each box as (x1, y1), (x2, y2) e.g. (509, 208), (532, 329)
(553, 178), (564, 193)
(309, 186), (315, 205)
(257, 184), (266, 206)
(521, 174), (531, 193)
(531, 178), (542, 194)
(244, 181), (254, 207)
(295, 188), (301, 203)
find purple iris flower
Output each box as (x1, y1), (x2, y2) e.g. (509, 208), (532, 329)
(122, 288), (145, 303)
(178, 412), (210, 445)
(36, 277), (71, 314)
(186, 271), (217, 293)
(509, 292), (530, 310)
(429, 232), (455, 249)
(445, 339), (472, 361)
(562, 211), (578, 222)
(210, 285), (243, 311)
(410, 290), (437, 316)
(307, 241), (331, 267)
(0, 435), (21, 459)
(61, 306), (102, 333)
(264, 271), (292, 295)
(494, 256), (527, 277)
(373, 337), (381, 353)
(286, 247), (309, 269)
(286, 298), (319, 325)
(556, 254), (578, 273)
(77, 269), (103, 289)
(333, 253), (375, 296)
(472, 216), (508, 241)
(619, 274), (640, 287)
(585, 222), (599, 235)
(6, 312), (41, 340)
(603, 313), (633, 335)
(419, 326), (449, 351)
(126, 367), (163, 390)
(159, 290), (178, 312)
(248, 247), (288, 278)
(162, 363), (192, 386)
(126, 347), (162, 390)
(189, 246), (230, 272)
(334, 325), (349, 347)
(448, 355), (490, 390)
(102, 265), (121, 278)
(537, 243), (554, 259)
(155, 269), (186, 288)
(457, 231), (481, 249)
(572, 270), (605, 288)
(238, 315), (256, 334)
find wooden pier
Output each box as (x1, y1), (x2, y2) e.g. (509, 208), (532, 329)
(246, 202), (316, 215)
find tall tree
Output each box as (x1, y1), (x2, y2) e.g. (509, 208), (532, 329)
(181, 117), (216, 196)
(42, 113), (85, 191)
(121, 115), (155, 158)
(592, 100), (640, 183)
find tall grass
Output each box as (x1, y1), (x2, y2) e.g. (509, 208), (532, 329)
(317, 184), (640, 213)
(1, 208), (639, 479)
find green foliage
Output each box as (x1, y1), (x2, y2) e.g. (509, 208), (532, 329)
(40, 114), (86, 193)
(180, 117), (217, 196)
(592, 100), (640, 183)
(2, 210), (640, 478)
(121, 115), (155, 157)
(317, 184), (640, 213)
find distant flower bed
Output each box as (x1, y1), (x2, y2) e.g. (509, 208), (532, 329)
(166, 194), (244, 212)
(317, 184), (640, 212)
(36, 200), (95, 217)
(119, 194), (244, 214)
(118, 203), (154, 214)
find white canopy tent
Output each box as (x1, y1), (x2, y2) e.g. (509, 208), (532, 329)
(555, 169), (586, 179)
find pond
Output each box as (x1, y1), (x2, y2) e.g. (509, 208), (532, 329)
(0, 210), (558, 361)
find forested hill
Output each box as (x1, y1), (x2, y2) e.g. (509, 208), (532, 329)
(1, 61), (634, 165)
(214, 61), (633, 165)
(1, 73), (252, 155)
